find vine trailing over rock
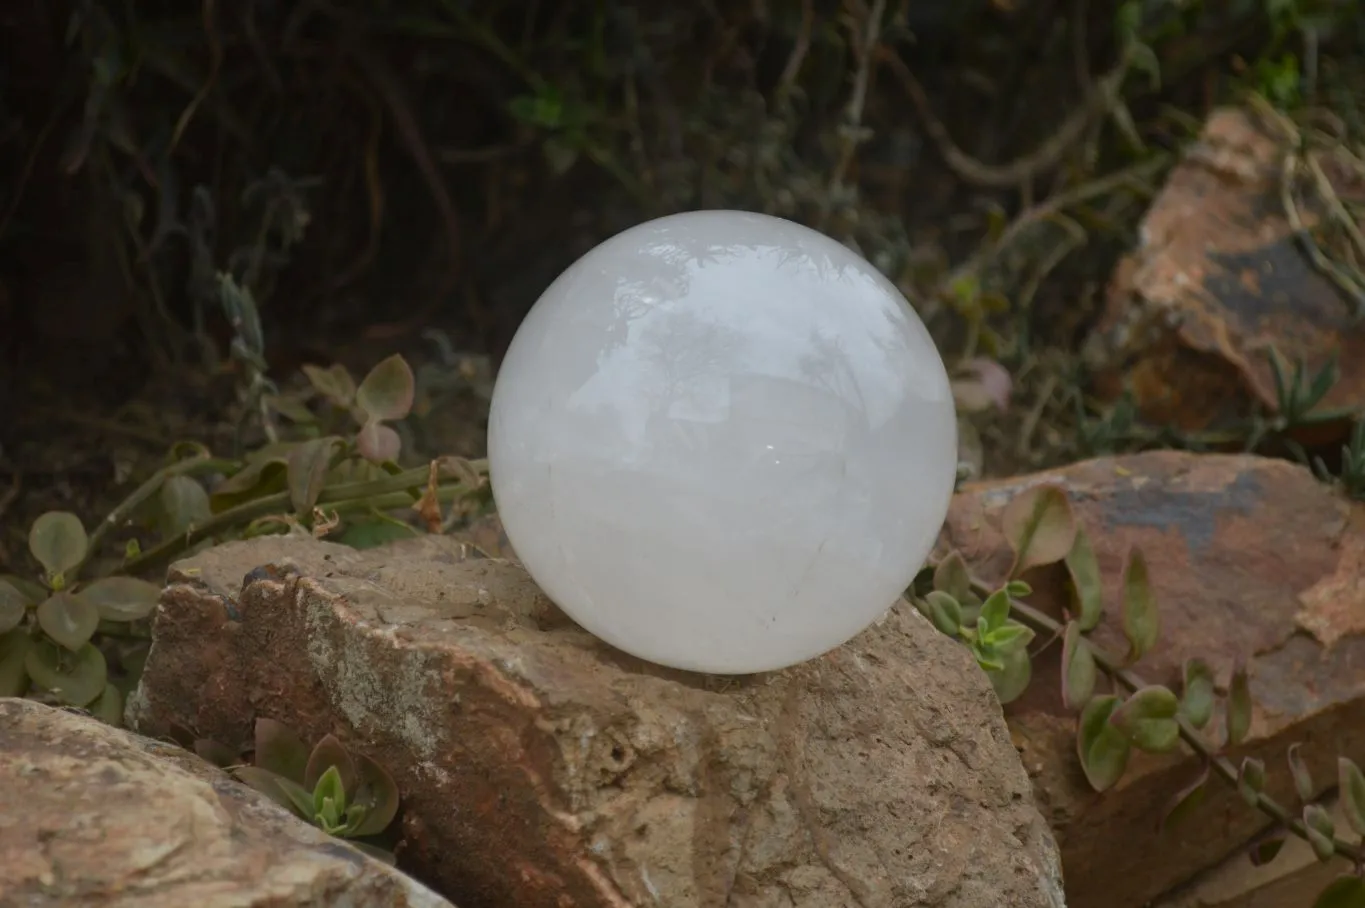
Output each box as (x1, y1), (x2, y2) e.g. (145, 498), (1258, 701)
(913, 482), (1365, 908)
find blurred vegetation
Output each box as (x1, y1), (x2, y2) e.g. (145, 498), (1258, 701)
(0, 0), (1361, 525)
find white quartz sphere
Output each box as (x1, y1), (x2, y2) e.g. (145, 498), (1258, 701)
(487, 210), (957, 674)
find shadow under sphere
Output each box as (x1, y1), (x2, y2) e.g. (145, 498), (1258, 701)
(487, 210), (957, 674)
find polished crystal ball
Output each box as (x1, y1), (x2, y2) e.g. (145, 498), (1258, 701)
(487, 210), (957, 674)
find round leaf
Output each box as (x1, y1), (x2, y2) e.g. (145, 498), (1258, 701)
(36, 591), (100, 650)
(1288, 742), (1316, 803)
(1064, 525), (1103, 632)
(1339, 757), (1365, 838)
(1109, 685), (1181, 753)
(1076, 695), (1132, 792)
(355, 354), (415, 422)
(287, 436), (343, 514)
(304, 734), (357, 793)
(349, 752), (401, 837)
(0, 580), (30, 634)
(29, 511), (89, 578)
(987, 645), (1032, 705)
(1178, 658), (1215, 729)
(1000, 484), (1077, 577)
(24, 638), (107, 706)
(355, 420), (402, 464)
(254, 718), (311, 784)
(80, 576), (162, 622)
(1061, 622), (1096, 710)
(158, 475), (213, 536)
(1238, 757), (1267, 807)
(1120, 548), (1158, 662)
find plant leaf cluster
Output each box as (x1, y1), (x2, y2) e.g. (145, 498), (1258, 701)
(190, 718), (402, 863)
(915, 482), (1365, 907)
(4, 354), (487, 727)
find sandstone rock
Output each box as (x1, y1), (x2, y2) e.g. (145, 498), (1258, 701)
(126, 534), (1066, 908)
(940, 450), (1365, 908)
(0, 697), (455, 908)
(1083, 105), (1365, 439)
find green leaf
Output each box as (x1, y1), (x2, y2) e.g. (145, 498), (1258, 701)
(157, 474), (213, 537)
(234, 766), (311, 820)
(1003, 579), (1031, 598)
(1339, 758), (1365, 837)
(355, 420), (402, 464)
(1313, 875), (1365, 908)
(1077, 695), (1132, 791)
(305, 734), (357, 793)
(1119, 548), (1158, 663)
(983, 620), (1034, 654)
(1238, 757), (1267, 807)
(1000, 484), (1077, 577)
(1288, 742), (1315, 802)
(987, 644), (1032, 705)
(1227, 661), (1253, 748)
(286, 436), (343, 514)
(36, 591), (100, 650)
(348, 752), (401, 837)
(1160, 763), (1209, 833)
(356, 354), (415, 422)
(0, 628), (31, 697)
(1109, 685), (1181, 753)
(29, 511), (89, 580)
(0, 580), (29, 634)
(24, 638), (107, 706)
(979, 589), (1011, 633)
(79, 576), (162, 622)
(312, 764), (348, 819)
(1064, 526), (1103, 632)
(1179, 658), (1215, 729)
(923, 590), (963, 636)
(211, 445), (294, 512)
(1303, 804), (1337, 861)
(0, 574), (47, 603)
(254, 718), (310, 784)
(932, 551), (972, 603)
(89, 683), (124, 726)
(1061, 621), (1096, 710)
(302, 363), (357, 408)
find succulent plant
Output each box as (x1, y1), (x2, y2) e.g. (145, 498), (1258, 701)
(208, 718), (402, 863)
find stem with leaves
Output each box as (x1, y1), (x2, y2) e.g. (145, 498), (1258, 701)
(916, 482), (1365, 905)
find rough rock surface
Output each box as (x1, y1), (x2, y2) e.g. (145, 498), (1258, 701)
(1083, 105), (1365, 438)
(940, 450), (1365, 908)
(126, 534), (1066, 908)
(0, 697), (455, 908)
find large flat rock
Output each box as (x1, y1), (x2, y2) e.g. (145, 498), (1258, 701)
(126, 534), (1066, 908)
(940, 450), (1365, 908)
(1083, 105), (1365, 438)
(0, 698), (455, 908)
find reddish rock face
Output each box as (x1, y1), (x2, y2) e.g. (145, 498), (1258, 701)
(939, 450), (1365, 908)
(1084, 105), (1365, 439)
(126, 535), (1065, 908)
(0, 698), (455, 908)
